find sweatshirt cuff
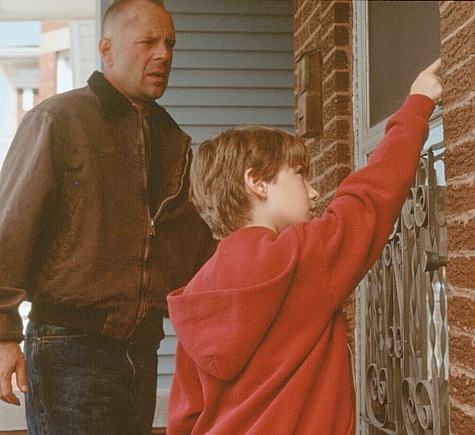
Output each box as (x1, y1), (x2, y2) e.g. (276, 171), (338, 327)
(402, 94), (436, 120)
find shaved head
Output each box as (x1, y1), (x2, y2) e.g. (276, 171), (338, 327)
(99, 0), (175, 110)
(102, 0), (165, 37)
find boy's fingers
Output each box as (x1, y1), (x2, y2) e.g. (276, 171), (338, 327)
(426, 58), (441, 75)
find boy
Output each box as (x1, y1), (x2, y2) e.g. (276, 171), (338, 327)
(166, 59), (442, 434)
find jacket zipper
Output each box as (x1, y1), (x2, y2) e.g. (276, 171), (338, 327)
(130, 127), (191, 342)
(149, 138), (191, 236)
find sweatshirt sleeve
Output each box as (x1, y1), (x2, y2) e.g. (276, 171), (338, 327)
(298, 94), (435, 309)
(167, 342), (204, 434)
(0, 110), (58, 341)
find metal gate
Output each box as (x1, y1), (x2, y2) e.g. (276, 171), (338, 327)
(357, 143), (450, 434)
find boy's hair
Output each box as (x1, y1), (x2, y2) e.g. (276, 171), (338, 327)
(190, 125), (310, 240)
(102, 0), (165, 36)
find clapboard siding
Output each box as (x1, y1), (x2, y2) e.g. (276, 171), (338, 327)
(175, 33), (292, 51)
(167, 69), (293, 89)
(174, 14), (292, 33)
(157, 0), (294, 392)
(162, 88), (293, 106)
(157, 318), (177, 389)
(166, 0), (292, 15)
(172, 51), (293, 70)
(160, 0), (294, 139)
(168, 106), (294, 125)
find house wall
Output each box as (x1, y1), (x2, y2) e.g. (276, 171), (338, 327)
(158, 0), (295, 395)
(295, 0), (475, 433)
(293, 0), (355, 345)
(439, 1), (475, 433)
(162, 0), (295, 144)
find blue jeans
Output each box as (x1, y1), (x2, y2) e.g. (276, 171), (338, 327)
(24, 321), (159, 435)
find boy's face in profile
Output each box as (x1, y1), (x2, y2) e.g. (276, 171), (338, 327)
(263, 164), (319, 234)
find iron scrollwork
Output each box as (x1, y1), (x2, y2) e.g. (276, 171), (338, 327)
(361, 146), (449, 434)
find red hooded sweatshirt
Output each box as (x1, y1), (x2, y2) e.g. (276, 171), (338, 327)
(167, 95), (435, 434)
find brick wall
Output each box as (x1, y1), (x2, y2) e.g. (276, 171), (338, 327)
(295, 1), (475, 432)
(38, 51), (58, 102)
(38, 22), (69, 103)
(439, 1), (475, 433)
(294, 0), (355, 345)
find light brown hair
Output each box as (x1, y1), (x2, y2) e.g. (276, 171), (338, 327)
(190, 125), (310, 239)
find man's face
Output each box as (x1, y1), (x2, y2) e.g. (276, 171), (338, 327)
(101, 1), (175, 108)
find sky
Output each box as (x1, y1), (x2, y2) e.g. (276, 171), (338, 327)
(0, 21), (41, 46)
(0, 21), (41, 166)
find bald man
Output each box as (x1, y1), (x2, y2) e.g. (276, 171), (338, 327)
(0, 1), (215, 433)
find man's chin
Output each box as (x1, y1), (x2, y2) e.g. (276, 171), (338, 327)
(150, 87), (167, 100)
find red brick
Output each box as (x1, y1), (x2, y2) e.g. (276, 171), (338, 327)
(450, 370), (475, 409)
(442, 100), (475, 144)
(449, 332), (475, 371)
(336, 94), (351, 116)
(323, 119), (351, 144)
(441, 19), (475, 73)
(448, 257), (475, 291)
(446, 181), (475, 216)
(450, 403), (475, 435)
(439, 1), (475, 41)
(446, 218), (475, 251)
(334, 2), (351, 24)
(39, 52), (58, 103)
(335, 71), (350, 91)
(334, 49), (350, 69)
(442, 57), (475, 106)
(445, 138), (475, 179)
(334, 25), (350, 46)
(448, 294), (475, 334)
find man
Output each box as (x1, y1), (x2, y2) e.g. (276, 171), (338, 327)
(0, 1), (215, 433)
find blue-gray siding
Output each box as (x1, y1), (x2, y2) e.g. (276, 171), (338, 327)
(157, 0), (294, 390)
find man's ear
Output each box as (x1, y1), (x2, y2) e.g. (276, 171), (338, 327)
(99, 38), (113, 67)
(244, 168), (267, 199)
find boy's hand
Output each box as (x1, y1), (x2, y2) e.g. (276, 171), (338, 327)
(0, 341), (28, 406)
(410, 58), (443, 104)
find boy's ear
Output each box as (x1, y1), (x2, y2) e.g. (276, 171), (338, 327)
(244, 168), (267, 199)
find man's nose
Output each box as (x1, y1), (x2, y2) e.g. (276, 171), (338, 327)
(153, 40), (173, 61)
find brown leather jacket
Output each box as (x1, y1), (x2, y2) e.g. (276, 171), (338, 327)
(0, 71), (215, 346)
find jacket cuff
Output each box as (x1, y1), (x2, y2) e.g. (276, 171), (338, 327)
(0, 286), (26, 342)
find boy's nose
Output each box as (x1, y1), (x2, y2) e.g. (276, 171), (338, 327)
(307, 183), (320, 201)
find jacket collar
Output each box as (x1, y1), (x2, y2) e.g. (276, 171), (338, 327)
(87, 72), (192, 218)
(87, 71), (135, 117)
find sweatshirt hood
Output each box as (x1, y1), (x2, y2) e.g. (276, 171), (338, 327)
(168, 227), (298, 381)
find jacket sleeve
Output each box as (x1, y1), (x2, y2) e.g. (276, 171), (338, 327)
(167, 342), (204, 434)
(297, 94), (435, 311)
(0, 109), (58, 341)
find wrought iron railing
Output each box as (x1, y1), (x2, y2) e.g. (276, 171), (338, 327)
(358, 143), (449, 434)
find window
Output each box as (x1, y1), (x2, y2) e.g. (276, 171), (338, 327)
(353, 0), (442, 167)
